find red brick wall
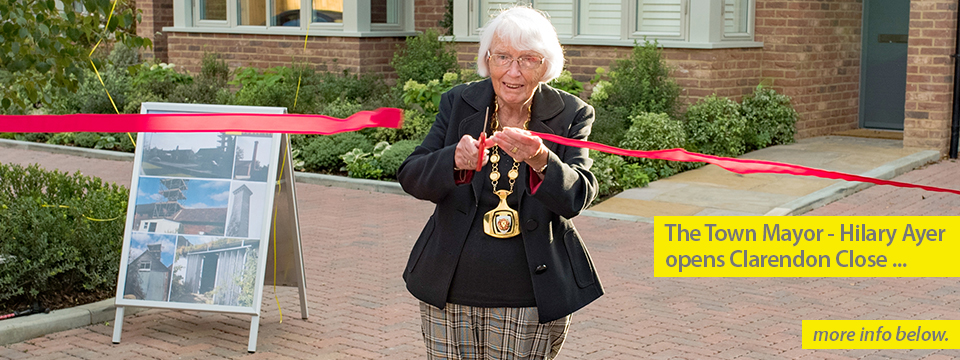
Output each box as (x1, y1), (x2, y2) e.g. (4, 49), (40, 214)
(166, 33), (403, 79)
(904, 0), (956, 153)
(755, 0), (863, 139)
(136, 0), (173, 62)
(415, 0), (448, 33)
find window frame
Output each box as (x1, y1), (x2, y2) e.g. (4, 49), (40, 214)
(451, 0), (761, 49)
(167, 0), (416, 38)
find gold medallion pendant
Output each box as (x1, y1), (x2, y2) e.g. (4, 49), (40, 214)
(480, 96), (529, 239)
(483, 189), (520, 238)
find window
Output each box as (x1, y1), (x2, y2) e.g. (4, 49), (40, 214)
(170, 0), (413, 36)
(453, 0), (759, 48)
(723, 0), (750, 37)
(139, 262), (152, 271)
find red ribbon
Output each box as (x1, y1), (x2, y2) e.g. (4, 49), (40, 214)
(0, 108), (402, 134)
(534, 132), (960, 197)
(3, 110), (957, 196)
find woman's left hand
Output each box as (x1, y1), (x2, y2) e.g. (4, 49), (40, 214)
(490, 127), (548, 168)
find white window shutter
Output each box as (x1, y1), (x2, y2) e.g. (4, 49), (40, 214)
(636, 0), (682, 37)
(478, 0), (523, 29)
(578, 0), (621, 36)
(724, 0), (748, 35)
(532, 0), (574, 36)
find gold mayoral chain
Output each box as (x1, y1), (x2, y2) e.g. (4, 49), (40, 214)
(482, 97), (531, 239)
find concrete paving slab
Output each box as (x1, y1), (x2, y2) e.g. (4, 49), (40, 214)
(591, 136), (939, 222)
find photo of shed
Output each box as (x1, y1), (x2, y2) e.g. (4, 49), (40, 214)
(170, 237), (262, 307)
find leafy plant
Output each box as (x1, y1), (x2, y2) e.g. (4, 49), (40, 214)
(0, 0), (150, 113)
(402, 72), (460, 114)
(391, 28), (461, 85)
(169, 53), (231, 105)
(590, 150), (649, 201)
(124, 62), (193, 113)
(740, 85), (798, 151)
(299, 132), (375, 173)
(600, 40), (681, 117)
(379, 139), (420, 177)
(685, 95), (747, 158)
(620, 112), (687, 181)
(547, 70), (584, 96)
(0, 163), (128, 311)
(369, 110), (434, 144)
(231, 66), (296, 108)
(589, 105), (632, 146)
(340, 141), (391, 179)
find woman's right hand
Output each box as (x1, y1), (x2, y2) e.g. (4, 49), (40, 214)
(454, 134), (488, 171)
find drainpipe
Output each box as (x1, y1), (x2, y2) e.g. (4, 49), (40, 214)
(951, 11), (960, 159)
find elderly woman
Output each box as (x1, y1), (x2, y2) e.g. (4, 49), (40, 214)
(397, 6), (602, 359)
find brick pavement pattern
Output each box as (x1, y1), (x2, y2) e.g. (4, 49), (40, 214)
(2, 149), (960, 359)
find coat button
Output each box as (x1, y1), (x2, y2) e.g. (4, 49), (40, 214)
(535, 264), (548, 274)
(524, 219), (538, 231)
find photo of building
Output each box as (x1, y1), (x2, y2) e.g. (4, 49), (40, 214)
(226, 182), (267, 238)
(123, 233), (176, 301)
(233, 135), (273, 182)
(140, 133), (237, 179)
(133, 178), (231, 236)
(169, 236), (262, 307)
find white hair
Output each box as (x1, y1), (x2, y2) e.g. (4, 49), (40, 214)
(476, 6), (564, 83)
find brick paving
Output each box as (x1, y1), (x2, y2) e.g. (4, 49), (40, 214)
(2, 149), (960, 359)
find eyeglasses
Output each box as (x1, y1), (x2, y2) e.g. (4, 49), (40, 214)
(487, 51), (545, 70)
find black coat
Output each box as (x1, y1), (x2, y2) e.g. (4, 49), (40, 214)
(397, 79), (603, 323)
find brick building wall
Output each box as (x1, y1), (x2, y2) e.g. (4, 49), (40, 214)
(136, 0), (173, 62)
(755, 0), (863, 139)
(166, 34), (403, 77)
(904, 0), (957, 152)
(415, 0), (448, 33)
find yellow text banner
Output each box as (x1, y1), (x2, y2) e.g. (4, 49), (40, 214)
(802, 320), (960, 349)
(654, 216), (957, 277)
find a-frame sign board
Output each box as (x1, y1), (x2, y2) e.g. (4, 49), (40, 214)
(111, 103), (308, 352)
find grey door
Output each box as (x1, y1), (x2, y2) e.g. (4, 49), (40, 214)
(860, 0), (910, 130)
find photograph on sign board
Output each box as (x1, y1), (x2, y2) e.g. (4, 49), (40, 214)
(233, 135), (273, 182)
(122, 233), (176, 301)
(133, 177), (231, 236)
(225, 181), (268, 238)
(168, 235), (262, 306)
(140, 133), (237, 179)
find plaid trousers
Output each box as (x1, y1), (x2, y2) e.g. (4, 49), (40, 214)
(419, 302), (571, 360)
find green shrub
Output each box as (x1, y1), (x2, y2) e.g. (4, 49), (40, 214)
(685, 95), (747, 158)
(740, 85), (798, 151)
(232, 66), (296, 108)
(547, 70), (584, 96)
(340, 141), (390, 179)
(590, 150), (649, 202)
(620, 112), (686, 180)
(0, 163), (128, 310)
(589, 105), (632, 146)
(320, 97), (365, 120)
(379, 139), (420, 177)
(402, 72), (460, 114)
(300, 132), (375, 172)
(169, 53), (231, 104)
(124, 62), (193, 113)
(601, 40), (681, 117)
(391, 28), (461, 84)
(73, 132), (102, 148)
(369, 110), (434, 144)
